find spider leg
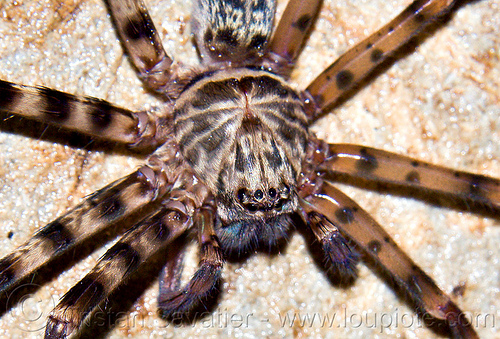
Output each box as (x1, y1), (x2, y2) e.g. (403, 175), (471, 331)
(44, 170), (211, 339)
(264, 0), (322, 76)
(307, 212), (359, 281)
(0, 80), (168, 149)
(44, 202), (191, 339)
(158, 199), (224, 318)
(300, 182), (479, 339)
(322, 144), (500, 211)
(0, 143), (183, 293)
(305, 0), (456, 114)
(103, 0), (174, 92)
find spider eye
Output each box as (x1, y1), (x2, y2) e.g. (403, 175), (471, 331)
(254, 189), (263, 200)
(282, 185), (290, 196)
(268, 188), (277, 198)
(274, 199), (284, 211)
(237, 188), (246, 202)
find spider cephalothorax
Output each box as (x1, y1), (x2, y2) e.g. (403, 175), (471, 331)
(174, 68), (307, 252)
(0, 0), (498, 338)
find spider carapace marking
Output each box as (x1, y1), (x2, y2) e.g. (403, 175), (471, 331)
(0, 0), (498, 338)
(174, 69), (307, 253)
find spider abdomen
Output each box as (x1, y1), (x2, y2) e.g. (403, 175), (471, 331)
(174, 68), (308, 223)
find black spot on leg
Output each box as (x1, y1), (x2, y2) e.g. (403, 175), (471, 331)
(356, 148), (378, 173)
(336, 70), (354, 90)
(293, 14), (313, 32)
(370, 48), (384, 62)
(7, 231), (13, 239)
(151, 213), (171, 241)
(0, 257), (16, 287)
(401, 1), (420, 21)
(367, 240), (382, 254)
(100, 196), (124, 219)
(103, 242), (141, 274)
(0, 81), (20, 108)
(39, 88), (71, 121)
(415, 13), (426, 22)
(335, 207), (355, 224)
(35, 220), (74, 252)
(366, 43), (373, 49)
(89, 102), (113, 130)
(124, 16), (149, 41)
(411, 160), (420, 167)
(60, 276), (104, 309)
(405, 170), (421, 184)
(468, 174), (488, 202)
(313, 94), (325, 107)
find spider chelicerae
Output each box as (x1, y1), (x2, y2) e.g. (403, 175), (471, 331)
(0, 0), (498, 339)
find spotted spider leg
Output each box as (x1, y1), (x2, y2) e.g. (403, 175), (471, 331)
(0, 157), (169, 294)
(321, 144), (500, 210)
(297, 137), (499, 338)
(44, 160), (212, 339)
(0, 80), (168, 149)
(299, 183), (480, 339)
(305, 0), (457, 114)
(158, 200), (225, 317)
(264, 0), (322, 76)
(103, 0), (174, 92)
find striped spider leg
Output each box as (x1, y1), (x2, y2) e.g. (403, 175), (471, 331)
(0, 0), (498, 339)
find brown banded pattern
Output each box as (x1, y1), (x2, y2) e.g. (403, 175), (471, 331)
(174, 68), (307, 222)
(0, 80), (162, 149)
(0, 167), (158, 293)
(306, 0), (456, 113)
(265, 0), (322, 75)
(45, 203), (192, 338)
(321, 144), (500, 210)
(300, 182), (479, 338)
(192, 0), (276, 63)
(103, 0), (174, 91)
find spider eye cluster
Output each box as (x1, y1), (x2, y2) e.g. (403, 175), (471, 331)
(236, 185), (290, 212)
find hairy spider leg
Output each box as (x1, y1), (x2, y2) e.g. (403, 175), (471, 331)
(103, 0), (174, 92)
(264, 0), (322, 76)
(0, 80), (166, 149)
(158, 200), (225, 317)
(44, 163), (210, 338)
(305, 0), (457, 115)
(300, 182), (479, 339)
(321, 144), (500, 211)
(0, 159), (171, 294)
